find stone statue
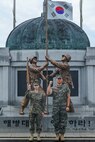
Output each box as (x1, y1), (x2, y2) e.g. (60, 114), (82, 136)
(19, 56), (48, 115)
(45, 54), (74, 112)
(28, 56), (48, 89)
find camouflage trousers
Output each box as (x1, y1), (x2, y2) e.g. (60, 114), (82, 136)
(52, 106), (67, 135)
(29, 113), (42, 134)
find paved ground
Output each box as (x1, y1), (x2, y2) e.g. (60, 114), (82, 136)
(0, 132), (95, 139)
(1, 105), (95, 141)
(0, 140), (95, 142)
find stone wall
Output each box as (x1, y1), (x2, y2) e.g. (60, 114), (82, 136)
(0, 47), (95, 105)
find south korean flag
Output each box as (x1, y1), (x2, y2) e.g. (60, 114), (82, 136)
(47, 0), (73, 20)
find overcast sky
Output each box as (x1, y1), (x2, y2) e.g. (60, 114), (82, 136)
(0, 0), (95, 47)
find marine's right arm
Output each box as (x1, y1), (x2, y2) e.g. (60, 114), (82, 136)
(47, 81), (53, 95)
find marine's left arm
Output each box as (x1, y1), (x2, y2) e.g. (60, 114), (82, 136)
(66, 85), (71, 111)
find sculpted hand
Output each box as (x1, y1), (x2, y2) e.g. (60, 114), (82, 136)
(49, 81), (53, 86)
(42, 112), (44, 116)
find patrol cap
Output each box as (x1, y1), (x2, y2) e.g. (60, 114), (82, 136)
(56, 74), (63, 79)
(29, 56), (37, 63)
(33, 79), (40, 86)
(61, 54), (71, 62)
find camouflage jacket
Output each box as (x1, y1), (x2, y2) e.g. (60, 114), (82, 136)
(52, 84), (70, 108)
(25, 90), (46, 114)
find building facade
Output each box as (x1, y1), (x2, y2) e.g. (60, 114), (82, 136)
(0, 16), (95, 108)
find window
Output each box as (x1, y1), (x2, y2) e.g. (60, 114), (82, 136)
(17, 71), (27, 96)
(70, 70), (78, 97)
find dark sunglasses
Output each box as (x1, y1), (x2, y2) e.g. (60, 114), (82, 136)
(34, 84), (39, 86)
(57, 78), (62, 80)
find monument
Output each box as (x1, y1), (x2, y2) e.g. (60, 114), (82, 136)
(0, 0), (95, 140)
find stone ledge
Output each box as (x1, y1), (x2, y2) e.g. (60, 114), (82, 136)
(1, 132), (95, 140)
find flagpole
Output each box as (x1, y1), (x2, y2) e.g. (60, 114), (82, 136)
(45, 0), (48, 56)
(80, 0), (83, 28)
(45, 0), (49, 114)
(13, 0), (16, 29)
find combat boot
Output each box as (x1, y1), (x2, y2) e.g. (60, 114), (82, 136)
(37, 133), (41, 141)
(19, 106), (24, 115)
(59, 133), (61, 140)
(56, 134), (60, 141)
(29, 133), (34, 141)
(60, 134), (64, 141)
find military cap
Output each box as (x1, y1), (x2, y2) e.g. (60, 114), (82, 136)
(33, 79), (40, 85)
(29, 56), (37, 63)
(61, 54), (71, 62)
(56, 74), (63, 79)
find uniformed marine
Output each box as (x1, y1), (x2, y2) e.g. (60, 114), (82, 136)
(25, 80), (45, 141)
(47, 75), (70, 141)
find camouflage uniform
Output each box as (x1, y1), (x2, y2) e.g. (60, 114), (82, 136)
(25, 90), (45, 134)
(51, 83), (70, 135)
